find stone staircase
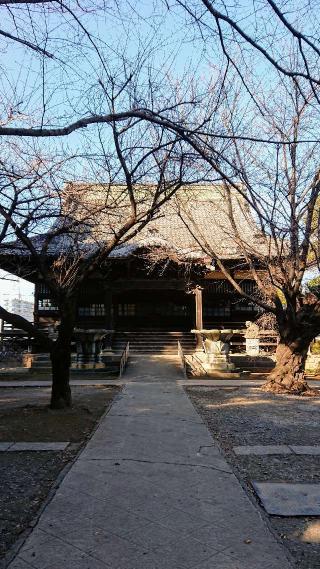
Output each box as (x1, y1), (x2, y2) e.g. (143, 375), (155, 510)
(112, 331), (196, 355)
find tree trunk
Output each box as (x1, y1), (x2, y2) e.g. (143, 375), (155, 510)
(0, 305), (52, 351)
(50, 343), (72, 408)
(50, 296), (77, 409)
(263, 336), (315, 395)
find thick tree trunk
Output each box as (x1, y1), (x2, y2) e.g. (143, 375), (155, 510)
(50, 296), (77, 409)
(263, 337), (315, 395)
(50, 343), (72, 408)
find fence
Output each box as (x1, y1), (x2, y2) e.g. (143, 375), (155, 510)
(119, 342), (130, 378)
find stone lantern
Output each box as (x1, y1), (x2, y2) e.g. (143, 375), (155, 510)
(191, 329), (237, 372)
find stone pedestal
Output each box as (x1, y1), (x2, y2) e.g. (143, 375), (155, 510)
(206, 352), (235, 372)
(22, 353), (51, 373)
(72, 329), (112, 370)
(191, 329), (236, 372)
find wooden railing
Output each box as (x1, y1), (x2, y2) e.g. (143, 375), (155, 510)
(177, 341), (187, 379)
(119, 341), (130, 378)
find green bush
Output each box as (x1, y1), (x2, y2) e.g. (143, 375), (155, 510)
(311, 340), (320, 354)
(308, 277), (320, 298)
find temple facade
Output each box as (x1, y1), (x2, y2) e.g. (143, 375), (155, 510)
(34, 184), (263, 336)
(1, 185), (265, 347)
(35, 261), (258, 333)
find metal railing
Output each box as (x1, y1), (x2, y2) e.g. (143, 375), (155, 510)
(178, 341), (209, 377)
(187, 352), (208, 376)
(119, 341), (130, 378)
(177, 341), (187, 379)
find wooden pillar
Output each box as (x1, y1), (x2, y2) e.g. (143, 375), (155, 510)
(34, 282), (40, 326)
(195, 287), (203, 350)
(103, 287), (114, 352)
(104, 287), (113, 329)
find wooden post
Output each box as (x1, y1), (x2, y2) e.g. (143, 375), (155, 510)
(103, 287), (114, 352)
(195, 287), (203, 350)
(104, 287), (113, 328)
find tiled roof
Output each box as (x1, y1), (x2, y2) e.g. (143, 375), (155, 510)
(0, 184), (268, 261)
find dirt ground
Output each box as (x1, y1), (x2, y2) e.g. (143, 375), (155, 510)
(0, 385), (120, 561)
(186, 385), (320, 569)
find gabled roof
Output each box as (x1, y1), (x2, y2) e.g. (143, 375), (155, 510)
(0, 184), (269, 262)
(115, 186), (267, 260)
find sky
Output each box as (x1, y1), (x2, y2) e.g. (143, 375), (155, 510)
(0, 271), (34, 303)
(0, 1), (222, 307)
(0, 0), (319, 307)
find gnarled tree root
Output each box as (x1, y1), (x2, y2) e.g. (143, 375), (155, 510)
(262, 380), (319, 397)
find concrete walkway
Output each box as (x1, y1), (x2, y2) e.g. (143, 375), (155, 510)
(8, 356), (293, 569)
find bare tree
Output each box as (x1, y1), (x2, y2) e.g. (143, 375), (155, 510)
(174, 0), (320, 104)
(0, 0), (319, 401)
(0, 144), (65, 348)
(0, 0), (319, 147)
(172, 77), (320, 394)
(0, 121), (197, 408)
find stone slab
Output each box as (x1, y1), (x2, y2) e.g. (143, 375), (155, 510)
(253, 482), (320, 516)
(233, 445), (291, 455)
(290, 445), (320, 455)
(234, 445), (320, 456)
(7, 356), (293, 569)
(0, 442), (12, 451)
(8, 442), (69, 451)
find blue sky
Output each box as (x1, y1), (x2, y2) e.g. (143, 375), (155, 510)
(0, 0), (319, 304)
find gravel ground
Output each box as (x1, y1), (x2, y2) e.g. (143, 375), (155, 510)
(186, 385), (320, 569)
(0, 385), (120, 561)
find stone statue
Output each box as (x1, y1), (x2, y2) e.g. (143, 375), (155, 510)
(244, 320), (259, 339)
(244, 321), (260, 355)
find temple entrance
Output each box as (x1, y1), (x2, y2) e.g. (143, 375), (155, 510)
(113, 290), (193, 330)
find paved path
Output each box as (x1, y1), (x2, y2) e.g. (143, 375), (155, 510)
(8, 356), (293, 569)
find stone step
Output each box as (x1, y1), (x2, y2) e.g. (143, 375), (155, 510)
(112, 332), (195, 338)
(112, 331), (196, 354)
(113, 342), (194, 348)
(113, 340), (195, 344)
(113, 339), (195, 343)
(112, 344), (190, 353)
(116, 331), (194, 335)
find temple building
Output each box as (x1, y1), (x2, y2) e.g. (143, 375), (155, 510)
(0, 184), (266, 353)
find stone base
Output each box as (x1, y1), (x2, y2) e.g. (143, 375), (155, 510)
(71, 362), (105, 370)
(202, 370), (242, 379)
(203, 361), (236, 372)
(206, 354), (235, 372)
(187, 351), (238, 377)
(22, 353), (51, 373)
